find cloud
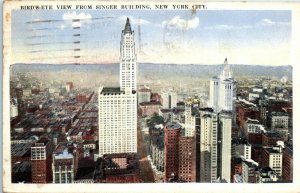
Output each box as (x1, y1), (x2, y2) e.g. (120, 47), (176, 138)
(205, 18), (290, 31)
(259, 18), (290, 27)
(63, 11), (92, 27)
(259, 18), (275, 26)
(205, 24), (251, 31)
(162, 16), (199, 30)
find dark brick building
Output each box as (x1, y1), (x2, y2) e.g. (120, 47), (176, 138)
(164, 123), (181, 182)
(31, 138), (54, 183)
(236, 102), (260, 128)
(282, 145), (293, 182)
(178, 136), (196, 182)
(262, 132), (282, 147)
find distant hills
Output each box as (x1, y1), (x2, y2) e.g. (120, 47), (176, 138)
(11, 63), (293, 79)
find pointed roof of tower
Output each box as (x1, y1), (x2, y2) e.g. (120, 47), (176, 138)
(220, 57), (232, 80)
(123, 17), (132, 33)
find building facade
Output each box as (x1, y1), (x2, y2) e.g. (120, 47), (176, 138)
(52, 149), (75, 183)
(218, 111), (232, 182)
(52, 143), (78, 184)
(164, 123), (181, 182)
(184, 103), (197, 137)
(235, 143), (251, 160)
(98, 18), (137, 156)
(161, 90), (177, 109)
(178, 136), (196, 182)
(98, 87), (137, 155)
(149, 129), (164, 172)
(242, 160), (257, 183)
(137, 87), (151, 104)
(209, 58), (236, 113)
(139, 101), (161, 117)
(282, 145), (293, 182)
(31, 138), (54, 183)
(271, 112), (289, 130)
(261, 146), (283, 177)
(120, 18), (137, 92)
(256, 167), (278, 183)
(199, 109), (218, 182)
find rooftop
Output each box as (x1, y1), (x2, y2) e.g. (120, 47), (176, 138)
(243, 159), (258, 168)
(264, 131), (281, 138)
(12, 161), (31, 173)
(139, 101), (161, 106)
(100, 87), (124, 95)
(264, 147), (282, 154)
(199, 107), (214, 112)
(271, 111), (289, 117)
(33, 137), (50, 147)
(94, 153), (139, 180)
(219, 110), (232, 117)
(138, 88), (151, 92)
(54, 149), (74, 160)
(150, 132), (164, 149)
(246, 118), (261, 124)
(165, 122), (181, 130)
(257, 167), (277, 178)
(75, 157), (95, 180)
(11, 143), (32, 157)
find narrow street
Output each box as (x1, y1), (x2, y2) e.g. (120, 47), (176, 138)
(137, 123), (155, 182)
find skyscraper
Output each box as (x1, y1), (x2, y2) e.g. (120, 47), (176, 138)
(199, 108), (218, 182)
(210, 58), (236, 113)
(164, 123), (181, 182)
(120, 18), (137, 92)
(208, 58), (235, 183)
(31, 138), (54, 183)
(178, 136), (196, 182)
(184, 99), (200, 137)
(218, 111), (232, 182)
(161, 90), (177, 109)
(98, 18), (137, 156)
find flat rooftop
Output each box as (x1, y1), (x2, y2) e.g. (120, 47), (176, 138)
(264, 147), (281, 154)
(271, 112), (289, 117)
(11, 143), (32, 157)
(100, 87), (124, 95)
(33, 137), (50, 147)
(165, 122), (181, 129)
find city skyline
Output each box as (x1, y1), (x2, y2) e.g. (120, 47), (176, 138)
(12, 10), (291, 65)
(4, 3), (295, 191)
(7, 16), (294, 187)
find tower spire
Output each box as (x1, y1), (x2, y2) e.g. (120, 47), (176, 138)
(120, 17), (136, 92)
(123, 17), (132, 33)
(220, 57), (231, 80)
(224, 57), (228, 65)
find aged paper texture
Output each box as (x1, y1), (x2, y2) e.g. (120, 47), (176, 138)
(3, 1), (300, 193)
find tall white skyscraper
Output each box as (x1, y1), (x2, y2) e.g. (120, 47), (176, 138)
(161, 89), (177, 109)
(218, 111), (232, 183)
(98, 18), (137, 156)
(184, 99), (200, 137)
(199, 108), (218, 182)
(120, 18), (137, 92)
(210, 58), (236, 113)
(184, 104), (196, 137)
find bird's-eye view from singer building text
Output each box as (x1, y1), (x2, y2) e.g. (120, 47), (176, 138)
(8, 8), (293, 184)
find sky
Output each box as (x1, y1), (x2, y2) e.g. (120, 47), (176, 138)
(12, 10), (291, 65)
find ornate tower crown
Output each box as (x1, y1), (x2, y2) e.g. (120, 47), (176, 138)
(123, 17), (133, 34)
(220, 57), (232, 80)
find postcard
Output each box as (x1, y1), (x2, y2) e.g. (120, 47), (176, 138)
(2, 1), (300, 193)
